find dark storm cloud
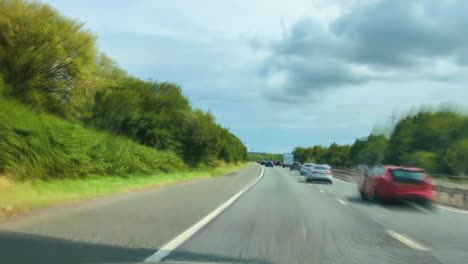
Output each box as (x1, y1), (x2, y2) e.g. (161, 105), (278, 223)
(266, 56), (364, 93)
(262, 0), (468, 96)
(333, 0), (468, 66)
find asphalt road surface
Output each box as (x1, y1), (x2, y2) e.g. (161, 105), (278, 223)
(1, 164), (468, 264)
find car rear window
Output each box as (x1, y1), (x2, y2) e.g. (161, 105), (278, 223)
(390, 169), (425, 183)
(304, 164), (314, 167)
(314, 166), (328, 170)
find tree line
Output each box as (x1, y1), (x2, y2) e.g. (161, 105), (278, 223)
(247, 152), (283, 162)
(293, 110), (468, 175)
(0, 0), (247, 170)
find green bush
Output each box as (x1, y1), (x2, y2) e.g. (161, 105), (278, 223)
(0, 0), (97, 115)
(0, 98), (186, 180)
(0, 0), (247, 168)
(400, 151), (451, 174)
(349, 135), (388, 166)
(446, 138), (468, 176)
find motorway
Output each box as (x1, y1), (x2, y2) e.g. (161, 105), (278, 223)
(1, 164), (468, 263)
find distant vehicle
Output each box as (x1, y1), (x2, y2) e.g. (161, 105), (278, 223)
(300, 163), (315, 175)
(282, 153), (294, 168)
(290, 162), (302, 171)
(265, 161), (274, 167)
(260, 160), (266, 165)
(275, 161), (282, 166)
(305, 165), (333, 183)
(358, 166), (435, 204)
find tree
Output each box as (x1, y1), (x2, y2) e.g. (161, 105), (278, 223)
(325, 143), (351, 167)
(446, 138), (468, 175)
(401, 151), (451, 174)
(351, 134), (388, 166)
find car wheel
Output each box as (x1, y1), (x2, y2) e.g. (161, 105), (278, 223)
(373, 187), (382, 203)
(368, 187), (376, 201)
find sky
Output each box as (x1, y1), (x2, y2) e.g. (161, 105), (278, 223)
(44, 0), (468, 153)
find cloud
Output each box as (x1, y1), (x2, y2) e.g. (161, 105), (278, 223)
(333, 0), (468, 66)
(259, 0), (468, 98)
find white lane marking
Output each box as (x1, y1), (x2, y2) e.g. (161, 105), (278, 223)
(404, 201), (432, 214)
(386, 230), (430, 251)
(337, 198), (347, 206)
(319, 189), (325, 193)
(436, 204), (468, 215)
(334, 178), (352, 184)
(144, 164), (265, 263)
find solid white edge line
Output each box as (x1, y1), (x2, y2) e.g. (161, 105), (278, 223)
(436, 204), (468, 215)
(386, 230), (430, 251)
(337, 198), (347, 206)
(144, 164), (265, 263)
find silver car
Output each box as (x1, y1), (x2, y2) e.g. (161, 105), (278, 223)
(300, 163), (315, 175)
(305, 165), (333, 184)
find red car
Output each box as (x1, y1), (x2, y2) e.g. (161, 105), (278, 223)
(358, 166), (435, 203)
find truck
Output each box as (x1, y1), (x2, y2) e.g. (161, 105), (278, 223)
(282, 153), (294, 168)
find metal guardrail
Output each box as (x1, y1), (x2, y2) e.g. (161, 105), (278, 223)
(332, 167), (468, 181)
(431, 174), (468, 180)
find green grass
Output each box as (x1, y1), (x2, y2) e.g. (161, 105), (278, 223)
(0, 163), (248, 217)
(0, 97), (186, 180)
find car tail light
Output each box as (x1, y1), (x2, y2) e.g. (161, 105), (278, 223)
(326, 171), (332, 175)
(424, 175), (435, 189)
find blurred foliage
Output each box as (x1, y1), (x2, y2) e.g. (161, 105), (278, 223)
(247, 153), (282, 162)
(0, 0), (96, 116)
(293, 144), (350, 167)
(0, 0), (247, 180)
(384, 111), (468, 174)
(294, 111), (468, 175)
(446, 138), (468, 176)
(349, 135), (388, 166)
(400, 151), (450, 174)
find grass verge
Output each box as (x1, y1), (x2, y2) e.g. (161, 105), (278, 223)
(0, 97), (186, 180)
(0, 163), (248, 218)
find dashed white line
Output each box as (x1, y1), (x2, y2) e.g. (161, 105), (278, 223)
(437, 204), (468, 215)
(319, 189), (325, 193)
(144, 164), (265, 263)
(386, 230), (430, 251)
(337, 198), (347, 206)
